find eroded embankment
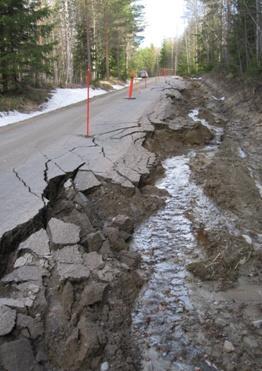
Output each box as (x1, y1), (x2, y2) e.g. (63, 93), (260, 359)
(0, 146), (170, 370)
(131, 77), (262, 371)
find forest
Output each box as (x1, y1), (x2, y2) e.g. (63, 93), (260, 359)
(133, 0), (262, 77)
(0, 0), (143, 93)
(0, 0), (261, 95)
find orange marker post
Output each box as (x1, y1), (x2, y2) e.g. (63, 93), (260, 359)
(126, 72), (136, 100)
(86, 65), (91, 137)
(128, 77), (134, 98)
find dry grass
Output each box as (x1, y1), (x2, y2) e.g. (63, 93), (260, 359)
(0, 87), (51, 112)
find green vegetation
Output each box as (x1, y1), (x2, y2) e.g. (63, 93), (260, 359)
(0, 0), (144, 96)
(129, 45), (159, 76)
(0, 0), (261, 109)
(0, 0), (53, 93)
(178, 0), (262, 76)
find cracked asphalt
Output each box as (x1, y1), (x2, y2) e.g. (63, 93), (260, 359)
(0, 78), (166, 238)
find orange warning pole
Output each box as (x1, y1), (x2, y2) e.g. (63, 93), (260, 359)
(128, 77), (134, 98)
(86, 65), (91, 136)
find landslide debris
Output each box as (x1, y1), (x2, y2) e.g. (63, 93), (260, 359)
(0, 161), (167, 371)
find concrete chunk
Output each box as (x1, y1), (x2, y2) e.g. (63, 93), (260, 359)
(0, 297), (35, 308)
(2, 266), (44, 283)
(111, 214), (134, 233)
(57, 263), (90, 282)
(74, 170), (101, 192)
(0, 306), (16, 336)
(0, 338), (39, 371)
(48, 218), (80, 245)
(223, 340), (235, 353)
(16, 314), (43, 339)
(53, 245), (83, 264)
(19, 229), (50, 257)
(96, 264), (119, 283)
(86, 231), (105, 252)
(79, 282), (107, 307)
(83, 252), (104, 271)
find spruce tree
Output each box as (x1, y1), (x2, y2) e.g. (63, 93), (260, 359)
(0, 0), (53, 93)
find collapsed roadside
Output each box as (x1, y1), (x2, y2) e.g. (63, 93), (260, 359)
(0, 76), (261, 371)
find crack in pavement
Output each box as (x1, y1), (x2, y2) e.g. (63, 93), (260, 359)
(12, 168), (42, 200)
(43, 158), (51, 184)
(147, 113), (165, 126)
(111, 130), (149, 140)
(68, 148), (90, 166)
(134, 135), (145, 145)
(69, 144), (97, 152)
(41, 153), (67, 178)
(94, 124), (139, 137)
(113, 166), (134, 185)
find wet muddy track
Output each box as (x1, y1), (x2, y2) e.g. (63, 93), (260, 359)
(131, 80), (262, 371)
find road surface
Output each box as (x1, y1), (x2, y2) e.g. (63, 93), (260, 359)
(0, 78), (166, 238)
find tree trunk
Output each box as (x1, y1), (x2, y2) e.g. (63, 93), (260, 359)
(105, 21), (110, 80)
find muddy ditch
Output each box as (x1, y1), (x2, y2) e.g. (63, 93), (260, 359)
(131, 79), (262, 371)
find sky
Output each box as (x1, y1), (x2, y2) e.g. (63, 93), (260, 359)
(141, 0), (186, 47)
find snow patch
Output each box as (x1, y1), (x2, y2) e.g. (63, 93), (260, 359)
(255, 181), (262, 198)
(242, 234), (253, 245)
(0, 85), (125, 128)
(211, 95), (225, 102)
(248, 167), (262, 198)
(112, 84), (127, 90)
(238, 147), (247, 159)
(171, 76), (183, 80)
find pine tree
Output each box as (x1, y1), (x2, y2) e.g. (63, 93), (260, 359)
(0, 0), (53, 93)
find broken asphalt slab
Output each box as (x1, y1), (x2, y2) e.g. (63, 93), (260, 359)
(0, 78), (172, 239)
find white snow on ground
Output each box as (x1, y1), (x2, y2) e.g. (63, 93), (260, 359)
(171, 76), (183, 80)
(238, 147), (247, 159)
(212, 95), (225, 101)
(242, 234), (253, 245)
(255, 180), (262, 198)
(112, 84), (127, 90)
(0, 84), (126, 128)
(248, 167), (262, 199)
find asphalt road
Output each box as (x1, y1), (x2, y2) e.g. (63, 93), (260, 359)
(0, 78), (166, 238)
